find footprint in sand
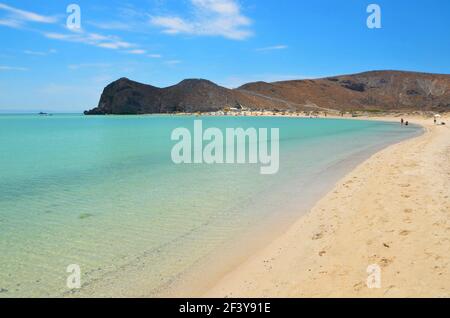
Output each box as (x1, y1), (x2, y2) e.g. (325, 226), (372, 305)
(383, 285), (397, 295)
(380, 257), (394, 267)
(353, 281), (364, 292)
(399, 230), (411, 236)
(312, 232), (324, 240)
(403, 217), (412, 224)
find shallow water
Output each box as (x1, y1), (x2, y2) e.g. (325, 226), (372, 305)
(0, 115), (420, 297)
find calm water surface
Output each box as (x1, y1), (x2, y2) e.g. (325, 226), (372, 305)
(0, 114), (420, 297)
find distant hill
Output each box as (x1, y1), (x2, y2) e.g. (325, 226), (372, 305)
(85, 71), (450, 115)
(84, 77), (292, 115)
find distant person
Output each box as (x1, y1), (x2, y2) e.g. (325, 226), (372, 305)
(401, 118), (404, 125)
(405, 121), (409, 126)
(434, 118), (437, 125)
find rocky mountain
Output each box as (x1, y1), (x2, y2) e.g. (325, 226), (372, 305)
(85, 71), (450, 115)
(85, 77), (289, 115)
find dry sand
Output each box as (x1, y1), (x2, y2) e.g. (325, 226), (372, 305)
(206, 116), (450, 298)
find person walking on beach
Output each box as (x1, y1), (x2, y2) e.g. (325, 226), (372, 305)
(405, 121), (409, 126)
(401, 118), (404, 125)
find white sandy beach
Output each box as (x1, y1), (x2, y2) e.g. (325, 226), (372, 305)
(205, 115), (450, 298)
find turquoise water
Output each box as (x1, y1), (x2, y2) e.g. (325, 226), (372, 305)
(0, 115), (420, 297)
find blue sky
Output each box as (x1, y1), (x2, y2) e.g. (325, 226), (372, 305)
(0, 0), (449, 112)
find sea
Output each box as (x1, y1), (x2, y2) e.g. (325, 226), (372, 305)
(0, 114), (421, 297)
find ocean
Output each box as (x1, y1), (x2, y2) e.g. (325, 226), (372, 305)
(0, 114), (421, 297)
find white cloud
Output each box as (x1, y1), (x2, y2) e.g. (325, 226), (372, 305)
(24, 49), (57, 56)
(0, 4), (148, 57)
(0, 18), (21, 28)
(148, 54), (162, 58)
(151, 16), (194, 34)
(68, 63), (111, 70)
(44, 31), (135, 50)
(150, 0), (252, 40)
(87, 21), (132, 31)
(24, 50), (46, 56)
(165, 60), (182, 65)
(0, 3), (138, 54)
(126, 49), (147, 55)
(0, 65), (28, 71)
(97, 41), (134, 50)
(256, 45), (288, 52)
(0, 3), (57, 27)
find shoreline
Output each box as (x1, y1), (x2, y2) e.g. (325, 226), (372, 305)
(161, 122), (420, 298)
(204, 115), (450, 298)
(154, 116), (422, 298)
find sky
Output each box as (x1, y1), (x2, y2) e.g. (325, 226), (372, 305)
(0, 0), (449, 112)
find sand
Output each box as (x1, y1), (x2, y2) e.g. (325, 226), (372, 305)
(205, 116), (450, 298)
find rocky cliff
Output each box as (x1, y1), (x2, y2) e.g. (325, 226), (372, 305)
(85, 71), (450, 115)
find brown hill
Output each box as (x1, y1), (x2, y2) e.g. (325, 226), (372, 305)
(85, 77), (295, 115)
(239, 71), (450, 112)
(85, 71), (450, 115)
